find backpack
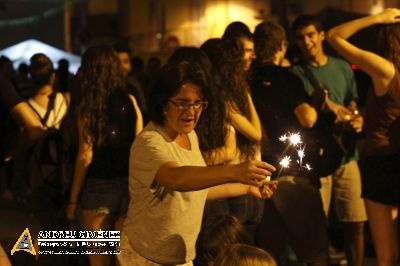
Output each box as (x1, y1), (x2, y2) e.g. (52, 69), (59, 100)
(299, 65), (345, 177)
(27, 92), (68, 188)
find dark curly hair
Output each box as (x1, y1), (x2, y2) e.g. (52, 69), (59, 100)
(76, 45), (125, 146)
(202, 38), (258, 160)
(376, 23), (400, 70)
(149, 48), (213, 129)
(223, 21), (253, 41)
(167, 47), (227, 155)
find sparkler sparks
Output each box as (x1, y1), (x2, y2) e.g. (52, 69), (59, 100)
(275, 132), (312, 179)
(279, 156), (291, 168)
(288, 133), (302, 146)
(297, 146), (305, 165)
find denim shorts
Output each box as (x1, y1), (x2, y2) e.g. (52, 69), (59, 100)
(80, 178), (129, 218)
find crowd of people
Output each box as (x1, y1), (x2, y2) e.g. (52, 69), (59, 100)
(0, 8), (399, 266)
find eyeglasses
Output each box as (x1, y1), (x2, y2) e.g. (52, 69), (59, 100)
(168, 100), (208, 111)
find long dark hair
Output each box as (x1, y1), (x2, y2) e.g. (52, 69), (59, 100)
(202, 38), (257, 160)
(377, 23), (400, 70)
(76, 45), (125, 146)
(169, 47), (228, 155)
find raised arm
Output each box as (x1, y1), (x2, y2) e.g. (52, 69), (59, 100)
(227, 93), (262, 141)
(327, 8), (400, 96)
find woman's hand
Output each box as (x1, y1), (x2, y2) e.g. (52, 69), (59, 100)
(248, 180), (279, 199)
(374, 8), (400, 24)
(231, 160), (276, 186)
(66, 202), (78, 221)
(350, 115), (363, 133)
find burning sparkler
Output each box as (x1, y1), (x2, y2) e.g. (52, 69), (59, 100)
(275, 132), (312, 179)
(276, 155), (291, 179)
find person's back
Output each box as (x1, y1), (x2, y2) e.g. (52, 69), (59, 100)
(250, 64), (309, 167)
(251, 21), (329, 266)
(27, 53), (69, 128)
(86, 90), (136, 180)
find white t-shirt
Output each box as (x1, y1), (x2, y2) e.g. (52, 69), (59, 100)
(28, 92), (68, 129)
(122, 122), (208, 265)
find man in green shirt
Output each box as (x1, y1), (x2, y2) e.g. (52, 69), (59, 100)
(292, 15), (367, 266)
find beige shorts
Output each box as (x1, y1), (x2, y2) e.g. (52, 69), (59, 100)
(319, 160), (367, 222)
(117, 232), (193, 266)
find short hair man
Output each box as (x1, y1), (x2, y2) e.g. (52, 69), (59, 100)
(292, 14), (367, 266)
(250, 21), (329, 266)
(113, 43), (148, 121)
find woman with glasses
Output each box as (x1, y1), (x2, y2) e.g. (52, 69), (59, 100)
(118, 49), (277, 266)
(328, 9), (400, 266)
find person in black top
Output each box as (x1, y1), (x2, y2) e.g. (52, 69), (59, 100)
(66, 45), (143, 266)
(250, 21), (329, 266)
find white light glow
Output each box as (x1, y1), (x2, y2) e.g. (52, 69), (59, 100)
(0, 39), (81, 73)
(279, 156), (291, 168)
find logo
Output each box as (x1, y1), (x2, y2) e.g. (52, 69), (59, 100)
(11, 228), (36, 256)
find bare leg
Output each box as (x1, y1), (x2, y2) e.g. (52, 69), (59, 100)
(343, 221), (364, 266)
(365, 199), (398, 266)
(81, 210), (113, 266)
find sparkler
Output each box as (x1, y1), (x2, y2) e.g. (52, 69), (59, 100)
(275, 132), (312, 179)
(279, 132), (302, 156)
(276, 155), (291, 179)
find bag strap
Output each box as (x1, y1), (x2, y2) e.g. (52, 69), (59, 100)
(300, 64), (329, 112)
(300, 64), (326, 93)
(52, 93), (67, 126)
(28, 92), (57, 126)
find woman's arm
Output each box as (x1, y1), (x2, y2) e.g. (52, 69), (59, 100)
(206, 181), (278, 200)
(227, 93), (262, 141)
(67, 119), (93, 220)
(327, 9), (400, 96)
(203, 125), (237, 165)
(155, 160), (275, 192)
(129, 94), (143, 135)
